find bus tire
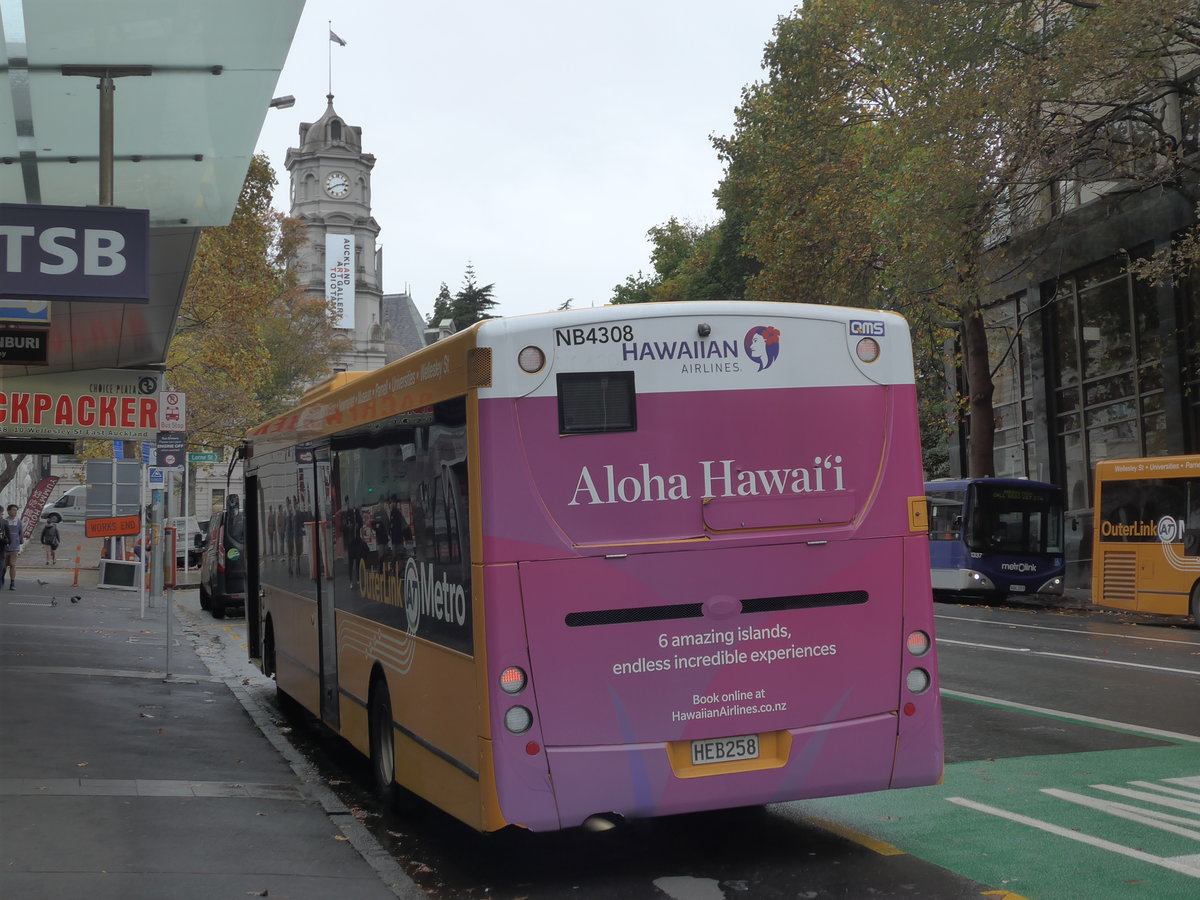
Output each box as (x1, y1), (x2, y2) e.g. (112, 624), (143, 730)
(1191, 583), (1200, 629)
(211, 595), (227, 619)
(369, 674), (399, 806)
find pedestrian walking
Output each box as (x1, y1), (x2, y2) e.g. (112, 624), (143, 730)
(3, 504), (23, 589)
(40, 520), (60, 565)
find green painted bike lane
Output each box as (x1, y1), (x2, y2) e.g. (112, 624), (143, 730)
(796, 740), (1200, 899)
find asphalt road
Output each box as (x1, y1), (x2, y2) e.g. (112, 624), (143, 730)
(183, 595), (1200, 900)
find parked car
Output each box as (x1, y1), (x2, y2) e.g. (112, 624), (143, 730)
(198, 501), (246, 619)
(40, 485), (89, 523)
(165, 516), (204, 570)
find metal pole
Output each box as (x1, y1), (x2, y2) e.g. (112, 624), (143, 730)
(98, 74), (114, 206)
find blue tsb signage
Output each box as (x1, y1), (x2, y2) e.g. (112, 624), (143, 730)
(0, 204), (149, 302)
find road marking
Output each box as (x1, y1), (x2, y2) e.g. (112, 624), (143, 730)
(945, 796), (1200, 878)
(805, 815), (905, 856)
(1042, 789), (1200, 838)
(938, 638), (1200, 677)
(942, 689), (1200, 744)
(935, 613), (1200, 647)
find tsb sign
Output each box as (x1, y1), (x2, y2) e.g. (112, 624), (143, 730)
(0, 204), (149, 302)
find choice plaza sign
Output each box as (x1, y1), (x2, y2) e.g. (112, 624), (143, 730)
(0, 369), (164, 440)
(0, 204), (149, 302)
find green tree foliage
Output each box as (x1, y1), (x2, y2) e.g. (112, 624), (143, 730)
(168, 154), (347, 447)
(612, 217), (759, 304)
(430, 265), (498, 331)
(713, 0), (1200, 477)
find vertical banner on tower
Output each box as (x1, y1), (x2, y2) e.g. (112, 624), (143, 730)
(325, 233), (354, 330)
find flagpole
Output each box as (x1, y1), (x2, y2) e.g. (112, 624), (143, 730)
(328, 19), (333, 96)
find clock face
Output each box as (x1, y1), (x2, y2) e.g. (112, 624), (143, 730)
(324, 171), (350, 198)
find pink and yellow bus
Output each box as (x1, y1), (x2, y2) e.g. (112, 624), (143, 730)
(244, 301), (943, 832)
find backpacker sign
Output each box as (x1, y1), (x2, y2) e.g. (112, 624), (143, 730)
(0, 369), (163, 440)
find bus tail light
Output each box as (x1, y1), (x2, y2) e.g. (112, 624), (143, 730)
(906, 630), (931, 657)
(216, 525), (226, 574)
(499, 666), (527, 694)
(504, 706), (533, 734)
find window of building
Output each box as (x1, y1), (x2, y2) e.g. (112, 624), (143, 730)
(1051, 253), (1163, 511)
(984, 295), (1035, 477)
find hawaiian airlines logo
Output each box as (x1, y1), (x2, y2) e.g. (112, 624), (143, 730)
(744, 326), (780, 372)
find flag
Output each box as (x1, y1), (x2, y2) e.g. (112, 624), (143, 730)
(329, 29), (347, 46)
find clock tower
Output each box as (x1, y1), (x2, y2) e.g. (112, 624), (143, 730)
(285, 95), (386, 371)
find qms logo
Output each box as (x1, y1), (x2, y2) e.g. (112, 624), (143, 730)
(744, 325), (781, 372)
(850, 320), (885, 337)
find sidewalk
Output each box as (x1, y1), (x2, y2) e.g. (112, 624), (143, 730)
(0, 556), (418, 900)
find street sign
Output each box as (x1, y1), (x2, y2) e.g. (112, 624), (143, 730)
(148, 467), (165, 486)
(85, 515), (140, 538)
(159, 390), (186, 431)
(187, 451), (219, 463)
(156, 430), (186, 468)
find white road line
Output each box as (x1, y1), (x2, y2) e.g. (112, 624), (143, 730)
(938, 638), (1200, 677)
(1090, 784), (1200, 815)
(941, 689), (1200, 744)
(1168, 777), (1200, 790)
(1128, 780), (1200, 801)
(935, 613), (1200, 646)
(945, 797), (1200, 878)
(1041, 789), (1200, 839)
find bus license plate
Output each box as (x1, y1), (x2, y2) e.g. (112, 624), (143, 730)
(1010, 584), (1026, 592)
(691, 734), (760, 766)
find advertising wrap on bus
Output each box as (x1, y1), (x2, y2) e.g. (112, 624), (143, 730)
(246, 302), (943, 832)
(1093, 454), (1200, 621)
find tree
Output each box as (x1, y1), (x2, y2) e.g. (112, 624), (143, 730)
(0, 454), (27, 496)
(429, 265), (498, 331)
(452, 264), (498, 329)
(168, 154), (346, 447)
(611, 216), (758, 304)
(714, 0), (1200, 476)
(428, 282), (454, 325)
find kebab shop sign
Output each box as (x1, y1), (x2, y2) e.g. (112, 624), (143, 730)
(0, 369), (170, 440)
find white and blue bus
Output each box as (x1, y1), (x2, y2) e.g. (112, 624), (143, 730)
(926, 478), (1065, 600)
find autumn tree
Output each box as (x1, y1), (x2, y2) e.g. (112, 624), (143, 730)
(168, 154), (347, 447)
(714, 0), (1200, 476)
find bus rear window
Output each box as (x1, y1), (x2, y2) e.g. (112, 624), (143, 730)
(557, 371), (636, 435)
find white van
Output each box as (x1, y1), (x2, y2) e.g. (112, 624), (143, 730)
(40, 485), (89, 523)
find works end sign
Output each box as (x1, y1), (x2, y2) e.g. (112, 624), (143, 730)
(0, 204), (149, 302)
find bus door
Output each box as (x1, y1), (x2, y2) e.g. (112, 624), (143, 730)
(301, 445), (340, 729)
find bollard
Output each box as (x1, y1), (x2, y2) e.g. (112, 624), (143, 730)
(72, 545), (81, 587)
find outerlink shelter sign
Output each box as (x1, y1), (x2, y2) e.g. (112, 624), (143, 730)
(0, 204), (150, 302)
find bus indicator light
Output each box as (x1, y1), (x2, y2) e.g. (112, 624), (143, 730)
(505, 706), (533, 734)
(905, 668), (931, 695)
(903, 702), (917, 716)
(526, 741), (541, 756)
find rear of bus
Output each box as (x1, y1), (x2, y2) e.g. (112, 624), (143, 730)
(472, 302), (943, 831)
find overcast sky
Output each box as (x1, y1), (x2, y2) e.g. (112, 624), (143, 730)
(254, 1), (795, 322)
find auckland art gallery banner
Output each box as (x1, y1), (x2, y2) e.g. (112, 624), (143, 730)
(325, 233), (354, 330)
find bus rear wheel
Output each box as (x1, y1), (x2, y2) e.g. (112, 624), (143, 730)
(1191, 583), (1200, 629)
(369, 676), (399, 806)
